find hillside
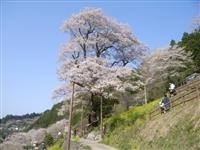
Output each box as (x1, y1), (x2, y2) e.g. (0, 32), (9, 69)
(140, 99), (200, 149)
(0, 119), (68, 150)
(1, 77), (199, 150)
(0, 113), (40, 143)
(27, 101), (67, 130)
(103, 78), (200, 150)
(0, 101), (64, 145)
(0, 100), (69, 150)
(0, 99), (85, 149)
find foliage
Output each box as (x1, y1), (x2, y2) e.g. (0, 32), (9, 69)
(48, 139), (63, 150)
(179, 30), (200, 72)
(60, 8), (146, 66)
(170, 39), (176, 47)
(48, 138), (91, 150)
(71, 111), (82, 126)
(55, 7), (146, 97)
(0, 113), (40, 124)
(105, 100), (159, 133)
(147, 83), (166, 101)
(72, 135), (80, 143)
(0, 113), (41, 140)
(103, 100), (159, 149)
(89, 95), (118, 120)
(0, 128), (9, 143)
(140, 45), (192, 102)
(54, 7), (145, 124)
(141, 45), (190, 84)
(28, 102), (66, 129)
(43, 133), (54, 147)
(103, 93), (200, 150)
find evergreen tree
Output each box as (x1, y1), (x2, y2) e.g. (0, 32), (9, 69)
(170, 39), (176, 47)
(179, 30), (200, 72)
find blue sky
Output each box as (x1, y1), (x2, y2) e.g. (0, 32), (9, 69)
(1, 0), (199, 118)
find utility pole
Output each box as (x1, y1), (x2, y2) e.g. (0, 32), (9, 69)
(144, 84), (147, 104)
(100, 96), (103, 137)
(67, 82), (74, 150)
(81, 100), (84, 136)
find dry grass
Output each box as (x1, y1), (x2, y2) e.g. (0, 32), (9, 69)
(140, 99), (200, 141)
(140, 100), (200, 141)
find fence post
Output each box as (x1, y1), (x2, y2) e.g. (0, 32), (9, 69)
(196, 85), (200, 101)
(170, 98), (173, 110)
(183, 95), (185, 105)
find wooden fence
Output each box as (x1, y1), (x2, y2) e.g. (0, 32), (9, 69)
(149, 77), (200, 120)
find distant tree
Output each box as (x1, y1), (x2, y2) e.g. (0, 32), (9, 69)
(170, 40), (176, 47)
(179, 30), (200, 72)
(181, 32), (189, 43)
(140, 45), (191, 102)
(28, 102), (65, 130)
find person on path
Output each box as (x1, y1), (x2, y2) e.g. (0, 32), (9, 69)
(159, 94), (171, 114)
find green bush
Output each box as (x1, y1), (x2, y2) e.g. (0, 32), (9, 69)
(106, 116), (124, 132)
(43, 133), (54, 147)
(48, 139), (63, 150)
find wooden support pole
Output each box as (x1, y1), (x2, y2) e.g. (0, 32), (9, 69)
(100, 96), (103, 137)
(66, 82), (74, 150)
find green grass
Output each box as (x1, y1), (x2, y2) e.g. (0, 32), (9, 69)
(47, 136), (92, 150)
(104, 100), (159, 133)
(48, 139), (63, 150)
(103, 100), (159, 149)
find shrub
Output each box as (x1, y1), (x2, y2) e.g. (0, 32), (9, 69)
(48, 139), (63, 150)
(43, 133), (54, 147)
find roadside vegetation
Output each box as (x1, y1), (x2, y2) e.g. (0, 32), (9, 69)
(103, 98), (200, 150)
(103, 100), (159, 149)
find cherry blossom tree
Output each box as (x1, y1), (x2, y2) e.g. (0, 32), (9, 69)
(140, 45), (191, 103)
(54, 8), (145, 148)
(55, 7), (146, 109)
(60, 8), (145, 65)
(57, 8), (145, 100)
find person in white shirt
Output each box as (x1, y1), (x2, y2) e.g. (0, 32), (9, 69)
(169, 83), (176, 96)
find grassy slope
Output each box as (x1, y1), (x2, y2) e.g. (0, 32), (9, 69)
(103, 99), (200, 150)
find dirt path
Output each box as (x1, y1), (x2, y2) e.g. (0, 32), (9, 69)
(80, 138), (117, 150)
